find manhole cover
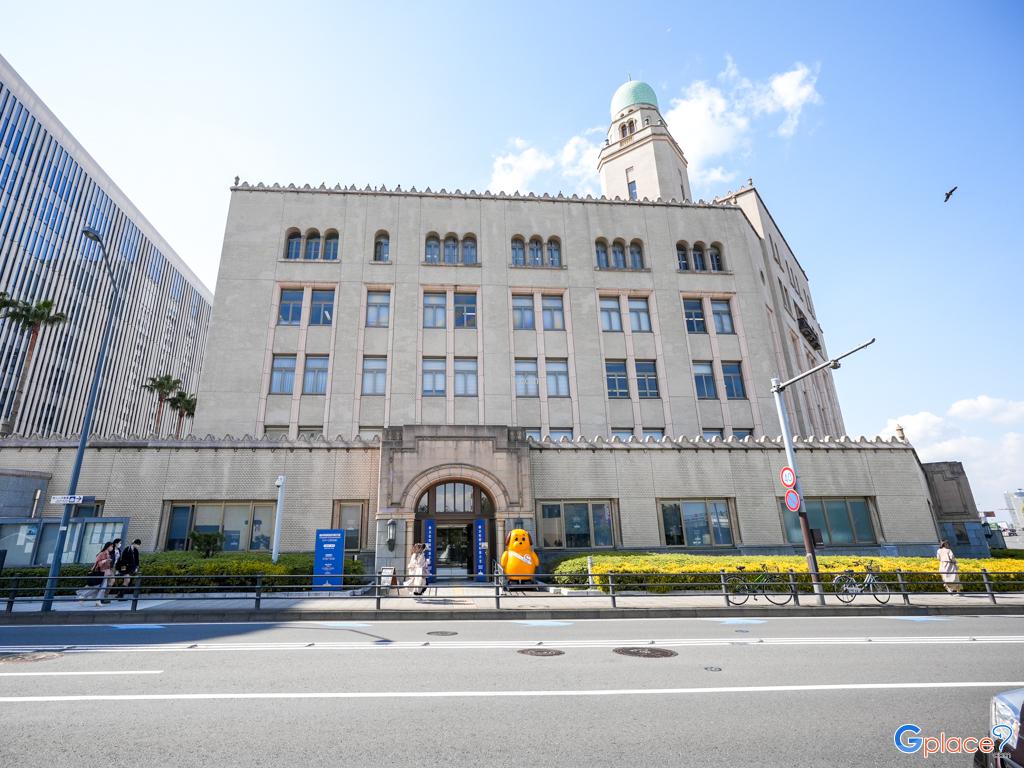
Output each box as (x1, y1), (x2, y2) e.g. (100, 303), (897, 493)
(517, 648), (565, 657)
(0, 651), (63, 664)
(613, 647), (677, 658)
(704, 666), (723, 672)
(426, 631), (458, 636)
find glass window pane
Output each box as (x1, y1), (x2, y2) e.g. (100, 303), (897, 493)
(511, 239), (525, 265)
(628, 298), (651, 332)
(512, 295), (534, 329)
(310, 290), (334, 326)
(661, 503), (683, 546)
(710, 500), (733, 545)
(592, 503), (613, 547)
(848, 500), (875, 542)
(826, 500), (854, 544)
(542, 296), (564, 330)
(193, 503), (222, 533)
(781, 503), (803, 544)
(250, 504), (275, 551)
(515, 359), (539, 396)
(0, 522), (38, 566)
(222, 505), (250, 551)
(423, 293), (446, 328)
(339, 503), (361, 549)
(563, 503), (591, 548)
(804, 499), (829, 545)
(546, 360), (569, 397)
(167, 506), (192, 550)
(600, 297), (622, 332)
(541, 504), (563, 548)
(682, 501), (711, 545)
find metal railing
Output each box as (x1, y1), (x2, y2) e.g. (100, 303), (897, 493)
(2, 568), (1022, 613)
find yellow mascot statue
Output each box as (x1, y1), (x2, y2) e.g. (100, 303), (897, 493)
(500, 528), (538, 582)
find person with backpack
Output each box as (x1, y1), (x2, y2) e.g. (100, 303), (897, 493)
(114, 539), (142, 599)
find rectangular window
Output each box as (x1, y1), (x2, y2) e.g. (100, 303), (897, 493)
(605, 360), (629, 399)
(309, 289), (334, 326)
(336, 502), (363, 550)
(361, 356), (387, 395)
(693, 362), (717, 399)
(611, 429), (635, 441)
(711, 300), (734, 334)
(366, 291), (390, 328)
(661, 499), (733, 547)
(722, 362), (746, 400)
(642, 429), (665, 440)
(542, 296), (565, 330)
(423, 293), (446, 328)
(540, 501), (614, 548)
(524, 429), (542, 441)
(269, 355), (296, 394)
(635, 360), (659, 399)
(454, 358), (478, 396)
(600, 297), (622, 332)
(278, 289), (303, 326)
(454, 293), (477, 328)
(627, 180), (638, 201)
(780, 498), (877, 545)
(628, 297), (651, 332)
(422, 358), (446, 396)
(548, 429), (574, 442)
(512, 295), (535, 330)
(167, 503), (277, 553)
(702, 429), (724, 440)
(515, 359), (539, 397)
(302, 355), (329, 394)
(684, 299), (706, 333)
(732, 428), (753, 439)
(546, 359), (570, 397)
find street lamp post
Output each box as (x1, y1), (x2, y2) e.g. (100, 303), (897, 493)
(40, 227), (122, 611)
(771, 338), (876, 606)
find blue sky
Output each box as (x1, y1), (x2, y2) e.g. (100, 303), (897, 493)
(2, 1), (1022, 514)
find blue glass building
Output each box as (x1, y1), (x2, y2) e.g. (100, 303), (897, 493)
(0, 54), (212, 437)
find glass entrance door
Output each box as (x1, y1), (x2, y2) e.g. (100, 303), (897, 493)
(435, 525), (471, 576)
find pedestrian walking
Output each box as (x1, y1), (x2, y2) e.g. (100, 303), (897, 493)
(937, 539), (962, 595)
(114, 538), (142, 599)
(76, 542), (115, 606)
(404, 542), (427, 596)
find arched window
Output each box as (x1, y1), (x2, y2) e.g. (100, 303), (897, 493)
(511, 237), (525, 266)
(546, 238), (561, 267)
(373, 232), (390, 262)
(619, 124), (628, 139)
(627, 119), (636, 135)
(462, 235), (477, 265)
(285, 231), (301, 260)
(611, 240), (626, 269)
(304, 230), (321, 260)
(323, 231), (339, 261)
(629, 240), (644, 269)
(692, 243), (706, 272)
(425, 235), (440, 263)
(595, 239), (609, 269)
(676, 242), (689, 271)
(528, 237), (543, 266)
(709, 243), (724, 272)
(443, 235), (458, 264)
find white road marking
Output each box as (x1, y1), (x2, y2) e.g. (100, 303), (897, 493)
(0, 670), (163, 678)
(1, 635), (1024, 654)
(2, 680), (1022, 704)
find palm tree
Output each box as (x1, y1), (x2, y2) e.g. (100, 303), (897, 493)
(168, 390), (197, 438)
(142, 374), (181, 436)
(0, 296), (68, 435)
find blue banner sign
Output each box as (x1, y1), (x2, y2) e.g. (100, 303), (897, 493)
(424, 518), (436, 583)
(313, 529), (346, 589)
(474, 518), (487, 582)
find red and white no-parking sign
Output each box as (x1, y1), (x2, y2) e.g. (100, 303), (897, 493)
(784, 489), (802, 512)
(779, 466), (796, 489)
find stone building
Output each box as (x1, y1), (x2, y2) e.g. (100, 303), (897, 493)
(0, 80), (945, 571)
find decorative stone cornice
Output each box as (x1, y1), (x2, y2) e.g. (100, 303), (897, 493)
(528, 434), (914, 451)
(0, 433), (382, 450)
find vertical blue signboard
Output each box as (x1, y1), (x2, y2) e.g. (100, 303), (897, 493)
(313, 529), (345, 589)
(474, 518), (487, 582)
(424, 518), (436, 584)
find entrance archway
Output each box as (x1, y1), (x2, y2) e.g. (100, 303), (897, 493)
(415, 481), (494, 578)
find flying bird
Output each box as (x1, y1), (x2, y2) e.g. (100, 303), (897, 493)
(944, 186), (958, 202)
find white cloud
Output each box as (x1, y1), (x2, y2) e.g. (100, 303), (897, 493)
(488, 141), (556, 194)
(879, 401), (1024, 516)
(488, 131), (602, 196)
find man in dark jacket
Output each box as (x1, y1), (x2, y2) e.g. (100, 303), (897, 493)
(114, 539), (142, 599)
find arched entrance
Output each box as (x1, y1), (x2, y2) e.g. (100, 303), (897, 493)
(415, 481), (494, 578)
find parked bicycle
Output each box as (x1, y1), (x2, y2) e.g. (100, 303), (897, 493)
(832, 568), (891, 604)
(725, 564), (792, 606)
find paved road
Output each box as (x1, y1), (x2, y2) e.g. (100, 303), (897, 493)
(1, 615), (1022, 767)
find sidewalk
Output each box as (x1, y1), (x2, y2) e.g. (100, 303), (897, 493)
(3, 585), (1023, 624)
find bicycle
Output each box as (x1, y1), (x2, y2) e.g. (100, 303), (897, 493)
(832, 568), (891, 604)
(725, 565), (792, 606)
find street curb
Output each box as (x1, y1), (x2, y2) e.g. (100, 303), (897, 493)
(2, 604), (1022, 625)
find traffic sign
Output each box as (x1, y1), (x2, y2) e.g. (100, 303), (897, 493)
(784, 489), (801, 512)
(50, 495), (84, 505)
(779, 466), (796, 489)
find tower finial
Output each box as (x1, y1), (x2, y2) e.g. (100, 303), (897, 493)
(627, 72), (631, 81)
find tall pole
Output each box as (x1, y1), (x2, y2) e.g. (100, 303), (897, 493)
(41, 230), (121, 611)
(271, 475), (285, 563)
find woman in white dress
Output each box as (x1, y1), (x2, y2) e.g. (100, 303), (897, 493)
(936, 539), (962, 595)
(404, 542), (427, 596)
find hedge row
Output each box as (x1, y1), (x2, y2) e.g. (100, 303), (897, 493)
(551, 553), (1024, 594)
(0, 551), (367, 596)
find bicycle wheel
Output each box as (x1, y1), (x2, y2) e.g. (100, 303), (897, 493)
(762, 574), (793, 606)
(725, 576), (750, 606)
(871, 578), (891, 605)
(833, 574), (857, 604)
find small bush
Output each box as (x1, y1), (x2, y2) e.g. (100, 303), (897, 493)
(188, 530), (224, 558)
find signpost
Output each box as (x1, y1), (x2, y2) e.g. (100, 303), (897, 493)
(474, 518), (487, 583)
(779, 467), (796, 489)
(423, 518), (436, 584)
(784, 489), (801, 512)
(312, 529), (346, 589)
(50, 495), (93, 506)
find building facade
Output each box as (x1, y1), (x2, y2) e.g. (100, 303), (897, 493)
(0, 79), (947, 570)
(1005, 490), (1024, 530)
(0, 54), (212, 438)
